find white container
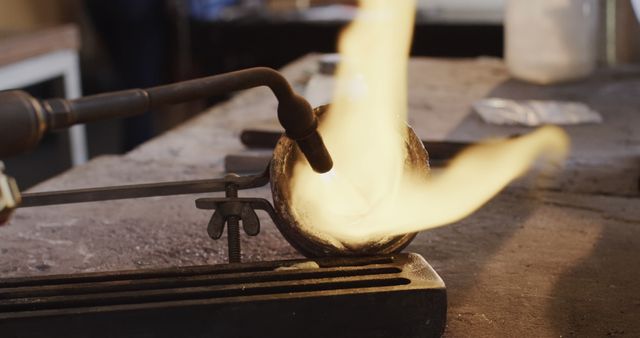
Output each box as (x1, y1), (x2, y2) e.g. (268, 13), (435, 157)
(505, 0), (599, 84)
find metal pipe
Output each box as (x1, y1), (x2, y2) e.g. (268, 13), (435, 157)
(19, 169), (270, 208)
(0, 67), (332, 173)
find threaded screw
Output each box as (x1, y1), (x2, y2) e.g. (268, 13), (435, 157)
(225, 174), (241, 263)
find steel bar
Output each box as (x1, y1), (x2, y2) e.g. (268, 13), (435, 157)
(19, 170), (269, 208)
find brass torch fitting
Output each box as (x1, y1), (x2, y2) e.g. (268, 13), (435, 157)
(0, 162), (21, 225)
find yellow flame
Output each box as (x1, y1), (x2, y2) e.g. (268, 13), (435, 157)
(289, 0), (569, 247)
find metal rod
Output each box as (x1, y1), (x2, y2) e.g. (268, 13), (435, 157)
(44, 68), (298, 130)
(19, 170), (270, 208)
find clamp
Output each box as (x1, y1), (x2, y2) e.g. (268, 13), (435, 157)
(195, 174), (280, 263)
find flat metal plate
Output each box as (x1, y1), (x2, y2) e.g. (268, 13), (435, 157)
(0, 253), (446, 338)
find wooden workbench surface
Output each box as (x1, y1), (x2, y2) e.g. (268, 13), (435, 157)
(1, 55), (638, 337)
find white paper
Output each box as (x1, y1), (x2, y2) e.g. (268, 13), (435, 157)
(474, 98), (603, 126)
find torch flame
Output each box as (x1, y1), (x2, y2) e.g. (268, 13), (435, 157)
(289, 0), (569, 246)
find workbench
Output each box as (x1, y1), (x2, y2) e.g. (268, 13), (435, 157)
(1, 55), (638, 337)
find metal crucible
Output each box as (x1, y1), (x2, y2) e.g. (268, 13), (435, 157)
(270, 105), (430, 258)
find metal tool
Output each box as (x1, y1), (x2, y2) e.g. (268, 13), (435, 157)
(0, 253), (447, 338)
(20, 169), (270, 208)
(0, 67), (332, 173)
(194, 173), (281, 263)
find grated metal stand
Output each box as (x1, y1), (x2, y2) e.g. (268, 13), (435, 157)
(0, 253), (447, 338)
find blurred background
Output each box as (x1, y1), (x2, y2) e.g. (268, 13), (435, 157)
(0, 0), (637, 188)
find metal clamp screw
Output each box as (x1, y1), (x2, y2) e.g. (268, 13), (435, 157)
(195, 174), (279, 263)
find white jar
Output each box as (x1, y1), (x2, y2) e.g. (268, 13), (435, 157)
(505, 0), (599, 84)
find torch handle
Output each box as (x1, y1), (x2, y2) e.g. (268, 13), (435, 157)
(44, 67), (298, 130)
(44, 89), (150, 130)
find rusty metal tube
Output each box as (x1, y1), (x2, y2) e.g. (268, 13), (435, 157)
(0, 68), (332, 173)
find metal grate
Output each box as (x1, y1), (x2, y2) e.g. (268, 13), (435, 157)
(0, 253), (446, 338)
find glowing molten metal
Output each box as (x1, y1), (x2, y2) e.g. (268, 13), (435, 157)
(289, 0), (569, 248)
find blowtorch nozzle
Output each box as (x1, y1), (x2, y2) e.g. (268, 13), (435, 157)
(276, 94), (333, 174)
(295, 129), (333, 173)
